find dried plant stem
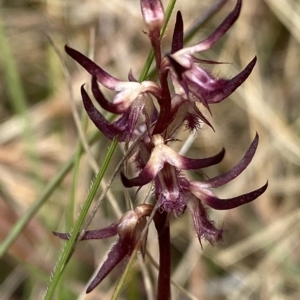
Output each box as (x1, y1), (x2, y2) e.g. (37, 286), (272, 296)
(47, 34), (100, 174)
(0, 130), (98, 258)
(0, 14), (41, 180)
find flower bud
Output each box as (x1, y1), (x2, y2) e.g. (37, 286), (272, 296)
(141, 0), (164, 34)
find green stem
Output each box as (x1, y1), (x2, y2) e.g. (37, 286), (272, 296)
(44, 137), (118, 300)
(66, 142), (81, 230)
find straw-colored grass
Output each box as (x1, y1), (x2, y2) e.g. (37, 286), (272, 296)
(1, 0), (300, 299)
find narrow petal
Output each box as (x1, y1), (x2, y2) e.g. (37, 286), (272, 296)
(200, 133), (259, 188)
(171, 11), (184, 54)
(177, 0), (241, 56)
(65, 45), (120, 89)
(81, 84), (120, 140)
(204, 57), (257, 104)
(169, 147), (225, 170)
(53, 223), (118, 241)
(86, 239), (129, 293)
(91, 76), (121, 114)
(121, 168), (155, 187)
(194, 0), (241, 52)
(81, 223), (118, 240)
(151, 135), (225, 170)
(121, 137), (166, 187)
(202, 182), (268, 210)
(180, 57), (256, 108)
(52, 232), (71, 240)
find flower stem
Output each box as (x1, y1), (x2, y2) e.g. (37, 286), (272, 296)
(155, 212), (171, 300)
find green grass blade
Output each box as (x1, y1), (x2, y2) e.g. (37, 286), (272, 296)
(66, 142), (82, 230)
(0, 154), (73, 258)
(43, 137), (118, 300)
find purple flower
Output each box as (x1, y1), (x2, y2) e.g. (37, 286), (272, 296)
(167, 0), (256, 113)
(56, 0), (268, 297)
(53, 205), (153, 293)
(65, 45), (160, 141)
(64, 0), (267, 247)
(122, 133), (267, 244)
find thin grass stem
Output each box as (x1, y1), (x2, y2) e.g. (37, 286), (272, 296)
(44, 137), (118, 300)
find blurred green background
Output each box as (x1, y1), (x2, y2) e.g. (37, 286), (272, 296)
(0, 0), (300, 299)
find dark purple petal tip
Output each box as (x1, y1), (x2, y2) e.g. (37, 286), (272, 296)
(91, 76), (121, 115)
(65, 45), (120, 89)
(178, 147), (225, 170)
(206, 56), (257, 104)
(86, 239), (129, 293)
(171, 11), (184, 54)
(195, 0), (242, 52)
(121, 170), (155, 187)
(204, 181), (268, 210)
(81, 84), (119, 140)
(203, 133), (259, 188)
(52, 232), (71, 240)
(53, 223), (118, 242)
